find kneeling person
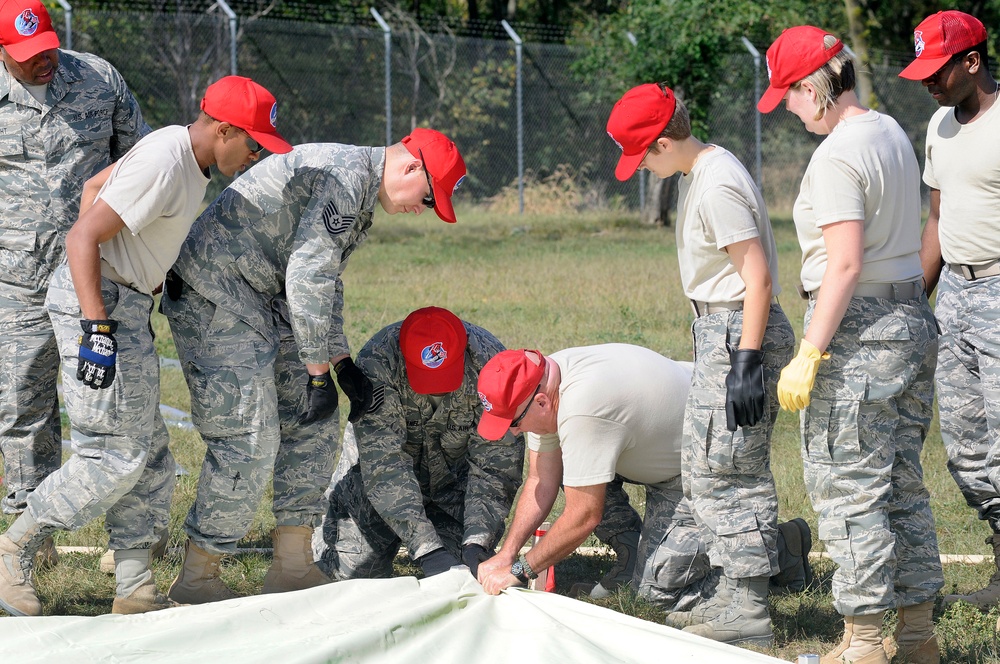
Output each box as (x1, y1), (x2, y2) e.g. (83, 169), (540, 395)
(315, 307), (524, 579)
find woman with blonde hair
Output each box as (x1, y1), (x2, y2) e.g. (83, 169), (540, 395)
(759, 26), (941, 664)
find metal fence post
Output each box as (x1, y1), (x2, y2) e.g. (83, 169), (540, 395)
(740, 36), (762, 190)
(501, 19), (523, 215)
(54, 0), (72, 50)
(214, 0), (238, 75)
(626, 31), (644, 213)
(370, 8), (392, 146)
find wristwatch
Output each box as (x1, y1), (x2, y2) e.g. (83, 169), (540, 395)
(510, 554), (537, 584)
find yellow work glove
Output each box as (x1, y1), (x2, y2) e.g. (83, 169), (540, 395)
(777, 339), (830, 412)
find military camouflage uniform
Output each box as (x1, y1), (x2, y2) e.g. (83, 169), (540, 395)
(314, 320), (523, 578)
(683, 304), (794, 578)
(161, 144), (385, 555)
(801, 295), (942, 615)
(0, 50), (146, 513)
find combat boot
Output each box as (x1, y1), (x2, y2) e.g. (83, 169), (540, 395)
(0, 512), (52, 616)
(262, 525), (332, 594)
(943, 535), (1000, 610)
(167, 539), (237, 604)
(770, 518), (813, 594)
(570, 530), (640, 599)
(666, 572), (733, 628)
(682, 576), (773, 646)
(100, 528), (169, 574)
(882, 602), (939, 664)
(110, 548), (179, 614)
(821, 612), (888, 664)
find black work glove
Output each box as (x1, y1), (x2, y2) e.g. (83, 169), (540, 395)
(418, 548), (461, 577)
(77, 319), (118, 390)
(300, 371), (339, 426)
(334, 357), (373, 423)
(725, 348), (766, 432)
(164, 269), (182, 301)
(462, 544), (491, 578)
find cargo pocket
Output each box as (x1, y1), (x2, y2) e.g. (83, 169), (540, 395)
(803, 399), (861, 464)
(818, 515), (856, 583)
(690, 406), (736, 474)
(859, 315), (911, 401)
(716, 511), (768, 575)
(0, 228), (37, 289)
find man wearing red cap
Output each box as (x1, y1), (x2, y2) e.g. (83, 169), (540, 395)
(474, 345), (811, 622)
(0, 75), (291, 617)
(0, 0), (146, 557)
(313, 307), (522, 580)
(159, 129), (467, 603)
(901, 11), (1000, 615)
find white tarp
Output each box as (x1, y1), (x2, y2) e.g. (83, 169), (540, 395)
(0, 569), (786, 663)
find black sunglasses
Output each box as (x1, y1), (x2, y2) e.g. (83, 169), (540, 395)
(237, 127), (264, 155)
(418, 149), (435, 208)
(510, 384), (542, 429)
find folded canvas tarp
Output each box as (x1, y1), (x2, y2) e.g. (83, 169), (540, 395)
(0, 569), (786, 663)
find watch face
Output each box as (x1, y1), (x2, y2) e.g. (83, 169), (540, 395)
(510, 560), (524, 577)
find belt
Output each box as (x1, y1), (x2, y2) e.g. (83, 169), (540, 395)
(802, 280), (923, 301)
(948, 259), (1000, 281)
(690, 300), (742, 317)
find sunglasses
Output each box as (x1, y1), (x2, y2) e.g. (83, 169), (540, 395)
(510, 384), (542, 429)
(418, 149), (435, 208)
(237, 127), (264, 155)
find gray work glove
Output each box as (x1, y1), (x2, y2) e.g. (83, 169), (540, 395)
(725, 348), (766, 431)
(417, 548), (460, 577)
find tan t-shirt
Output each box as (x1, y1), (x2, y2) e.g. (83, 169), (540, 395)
(677, 146), (781, 302)
(98, 125), (210, 294)
(793, 110), (923, 292)
(527, 344), (690, 487)
(923, 100), (1000, 265)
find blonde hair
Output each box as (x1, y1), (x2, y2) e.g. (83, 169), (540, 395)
(793, 35), (856, 120)
(648, 83), (692, 153)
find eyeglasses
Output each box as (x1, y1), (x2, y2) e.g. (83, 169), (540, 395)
(510, 384), (542, 429)
(418, 149), (435, 208)
(237, 127), (264, 155)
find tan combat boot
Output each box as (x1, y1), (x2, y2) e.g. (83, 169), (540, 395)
(682, 576), (773, 646)
(100, 528), (169, 574)
(666, 572), (732, 628)
(882, 602), (939, 664)
(821, 613), (888, 664)
(262, 525), (331, 594)
(111, 548), (180, 614)
(167, 539), (237, 604)
(569, 530), (640, 599)
(944, 535), (1000, 610)
(0, 513), (51, 616)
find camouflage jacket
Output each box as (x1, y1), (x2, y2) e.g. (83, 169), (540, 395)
(354, 320), (524, 559)
(0, 50), (146, 299)
(171, 144), (384, 363)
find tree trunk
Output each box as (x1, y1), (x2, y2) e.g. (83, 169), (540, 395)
(640, 172), (677, 227)
(843, 0), (875, 107)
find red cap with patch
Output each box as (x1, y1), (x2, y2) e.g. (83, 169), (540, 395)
(606, 83), (676, 181)
(757, 26), (843, 113)
(898, 11), (987, 81)
(0, 0), (59, 62)
(476, 349), (545, 440)
(401, 128), (466, 224)
(399, 307), (468, 395)
(200, 76), (293, 155)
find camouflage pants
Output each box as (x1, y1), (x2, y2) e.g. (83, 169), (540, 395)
(162, 280), (338, 555)
(934, 269), (1000, 528)
(0, 281), (61, 514)
(801, 295), (942, 615)
(632, 475), (716, 611)
(683, 304), (794, 578)
(27, 266), (174, 549)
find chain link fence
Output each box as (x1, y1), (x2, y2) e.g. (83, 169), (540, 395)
(47, 6), (942, 216)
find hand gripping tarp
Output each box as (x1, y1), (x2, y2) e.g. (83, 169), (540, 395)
(0, 569), (786, 663)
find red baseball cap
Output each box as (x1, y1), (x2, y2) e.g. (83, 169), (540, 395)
(898, 11), (987, 81)
(0, 0), (59, 62)
(401, 128), (466, 224)
(606, 83), (676, 181)
(399, 306), (468, 395)
(757, 26), (844, 113)
(476, 349), (545, 440)
(200, 76), (292, 155)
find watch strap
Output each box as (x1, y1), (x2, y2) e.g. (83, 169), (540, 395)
(518, 554), (538, 580)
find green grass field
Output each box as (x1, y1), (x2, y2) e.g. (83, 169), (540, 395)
(3, 206), (1000, 661)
